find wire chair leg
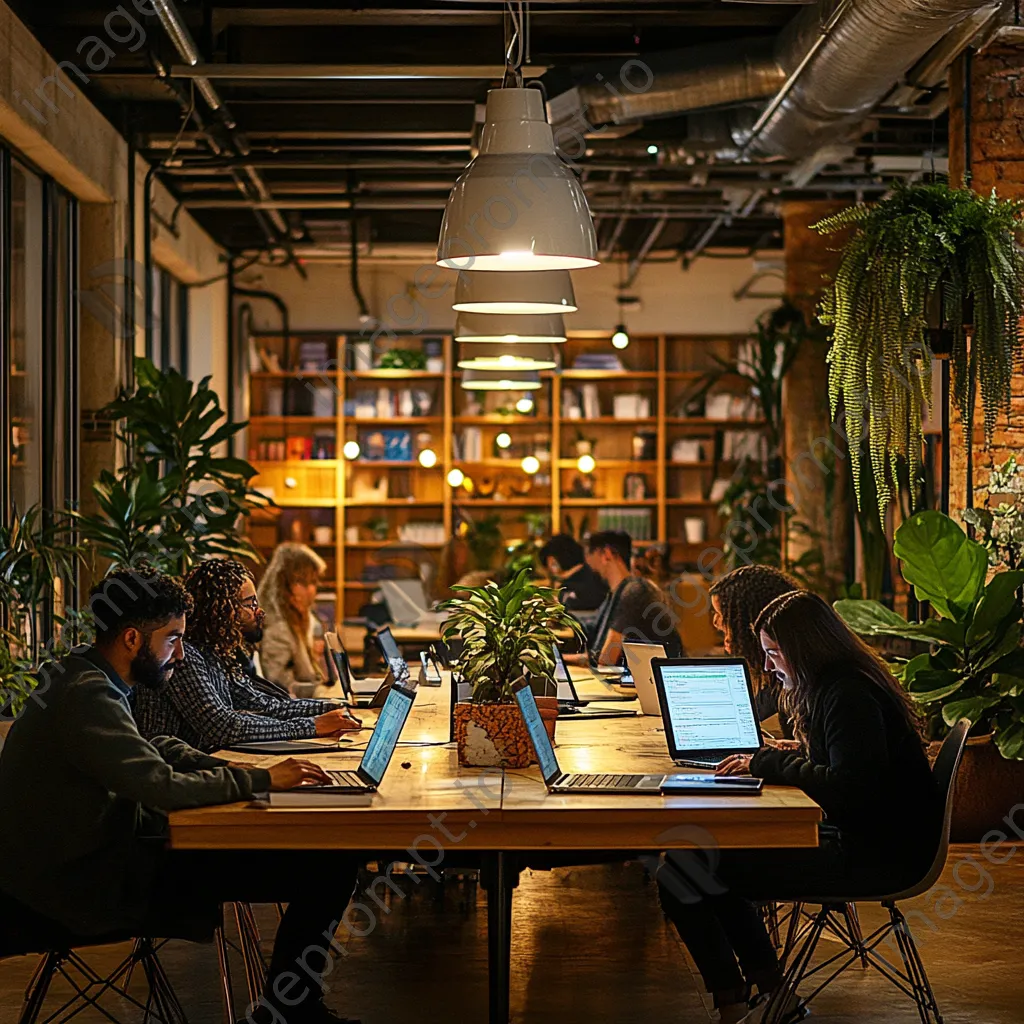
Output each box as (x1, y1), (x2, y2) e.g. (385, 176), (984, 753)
(19, 951), (62, 1024)
(842, 903), (869, 967)
(214, 924), (237, 1024)
(763, 906), (827, 1024)
(888, 905), (943, 1024)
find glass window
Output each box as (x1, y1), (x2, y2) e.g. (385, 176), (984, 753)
(9, 160), (43, 516)
(149, 265), (189, 374)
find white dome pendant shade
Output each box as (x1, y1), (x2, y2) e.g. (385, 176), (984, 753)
(437, 89), (598, 272)
(461, 368), (542, 391)
(457, 343), (556, 372)
(454, 311), (566, 344)
(452, 270), (576, 315)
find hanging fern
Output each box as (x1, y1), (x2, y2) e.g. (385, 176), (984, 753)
(814, 182), (1024, 524)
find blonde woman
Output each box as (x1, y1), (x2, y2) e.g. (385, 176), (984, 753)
(258, 543), (328, 694)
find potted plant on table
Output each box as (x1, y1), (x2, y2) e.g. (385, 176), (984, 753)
(441, 568), (585, 768)
(813, 182), (1024, 523)
(835, 510), (1024, 840)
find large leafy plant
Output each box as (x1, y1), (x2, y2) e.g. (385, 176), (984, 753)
(76, 357), (269, 575)
(440, 568), (585, 703)
(836, 510), (1024, 760)
(0, 506), (87, 715)
(814, 182), (1024, 523)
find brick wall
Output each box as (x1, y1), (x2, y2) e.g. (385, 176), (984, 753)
(948, 47), (1024, 515)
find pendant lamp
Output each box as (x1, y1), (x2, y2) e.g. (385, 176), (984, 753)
(454, 311), (566, 344)
(457, 343), (556, 371)
(437, 88), (598, 272)
(461, 368), (542, 391)
(452, 270), (576, 315)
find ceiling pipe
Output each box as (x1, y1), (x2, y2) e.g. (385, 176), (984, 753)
(150, 0), (305, 273)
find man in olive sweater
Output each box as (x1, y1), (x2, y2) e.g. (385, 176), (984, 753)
(0, 569), (360, 1024)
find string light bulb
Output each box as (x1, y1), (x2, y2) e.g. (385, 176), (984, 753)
(342, 441), (361, 460)
(521, 455), (540, 475)
(496, 432), (512, 449)
(418, 448), (438, 468)
(447, 468), (465, 487)
(611, 324), (630, 350)
(577, 454), (596, 474)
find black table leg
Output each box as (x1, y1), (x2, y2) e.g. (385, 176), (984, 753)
(482, 851), (516, 1024)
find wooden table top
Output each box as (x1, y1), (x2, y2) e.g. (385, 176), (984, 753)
(169, 675), (821, 853)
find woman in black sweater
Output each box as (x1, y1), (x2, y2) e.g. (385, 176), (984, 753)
(658, 591), (942, 1024)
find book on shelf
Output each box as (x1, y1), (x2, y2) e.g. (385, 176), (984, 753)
(596, 507), (652, 540)
(358, 428), (413, 462)
(454, 426), (483, 462)
(572, 352), (624, 371)
(581, 383), (601, 419)
(613, 394), (650, 419)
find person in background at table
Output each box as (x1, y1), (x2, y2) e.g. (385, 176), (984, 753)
(657, 591), (942, 1024)
(134, 559), (359, 754)
(564, 530), (684, 666)
(0, 568), (362, 1024)
(709, 564), (802, 741)
(259, 542), (329, 694)
(539, 533), (608, 612)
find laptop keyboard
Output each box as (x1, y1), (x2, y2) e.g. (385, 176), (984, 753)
(325, 770), (364, 788)
(564, 773), (648, 789)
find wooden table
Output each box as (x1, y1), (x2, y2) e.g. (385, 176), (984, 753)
(170, 675), (820, 1023)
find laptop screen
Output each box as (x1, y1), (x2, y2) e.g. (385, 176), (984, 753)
(376, 627), (410, 681)
(514, 684), (561, 784)
(655, 659), (762, 757)
(551, 645), (577, 701)
(381, 579), (428, 625)
(360, 685), (415, 785)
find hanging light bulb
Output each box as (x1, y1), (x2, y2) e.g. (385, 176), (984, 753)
(418, 448), (438, 469)
(453, 273), (576, 316)
(437, 90), (598, 272)
(611, 324), (630, 350)
(457, 343), (556, 372)
(516, 396), (534, 414)
(521, 455), (540, 475)
(495, 432), (512, 449)
(342, 440), (361, 460)
(447, 468), (465, 488)
(461, 368), (542, 391)
(577, 453), (596, 474)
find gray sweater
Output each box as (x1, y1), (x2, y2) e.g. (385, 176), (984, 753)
(0, 649), (271, 936)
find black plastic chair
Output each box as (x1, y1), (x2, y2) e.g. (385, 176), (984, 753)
(762, 718), (971, 1024)
(0, 892), (189, 1024)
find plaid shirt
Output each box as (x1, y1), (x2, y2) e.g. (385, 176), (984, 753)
(133, 641), (344, 753)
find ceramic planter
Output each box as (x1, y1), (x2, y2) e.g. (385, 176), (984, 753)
(928, 734), (1024, 843)
(454, 697), (557, 768)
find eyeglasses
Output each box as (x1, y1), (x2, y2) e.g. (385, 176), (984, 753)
(240, 596), (261, 612)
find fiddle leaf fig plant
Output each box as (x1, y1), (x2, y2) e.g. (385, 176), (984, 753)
(814, 182), (1024, 523)
(836, 510), (1024, 759)
(440, 567), (585, 703)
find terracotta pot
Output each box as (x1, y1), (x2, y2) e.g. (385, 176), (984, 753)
(928, 734), (1024, 843)
(454, 697), (558, 768)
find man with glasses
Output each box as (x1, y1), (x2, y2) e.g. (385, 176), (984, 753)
(134, 560), (359, 753)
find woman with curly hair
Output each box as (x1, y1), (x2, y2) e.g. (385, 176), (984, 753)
(709, 565), (801, 737)
(258, 543), (330, 694)
(657, 591), (941, 1023)
(133, 558), (357, 752)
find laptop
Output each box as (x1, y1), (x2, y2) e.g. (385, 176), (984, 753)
(275, 681), (417, 796)
(623, 642), (668, 716)
(552, 644), (636, 707)
(513, 680), (665, 793)
(653, 658), (764, 770)
(324, 632), (388, 706)
(380, 579), (448, 629)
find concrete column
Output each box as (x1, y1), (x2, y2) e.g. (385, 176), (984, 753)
(781, 199), (850, 595)
(947, 44), (1024, 516)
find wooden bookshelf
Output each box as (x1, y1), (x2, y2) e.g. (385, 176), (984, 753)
(244, 330), (766, 621)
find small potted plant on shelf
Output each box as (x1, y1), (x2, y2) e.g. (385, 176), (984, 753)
(835, 509), (1024, 840)
(441, 568), (585, 768)
(574, 428), (596, 458)
(363, 515), (390, 542)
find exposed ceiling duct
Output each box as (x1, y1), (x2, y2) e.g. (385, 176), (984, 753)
(548, 0), (1001, 161)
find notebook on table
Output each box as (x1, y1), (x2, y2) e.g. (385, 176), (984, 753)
(652, 658), (763, 770)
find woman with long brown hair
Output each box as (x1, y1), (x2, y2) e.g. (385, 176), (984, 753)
(258, 543), (328, 694)
(657, 590), (942, 1024)
(709, 565), (801, 737)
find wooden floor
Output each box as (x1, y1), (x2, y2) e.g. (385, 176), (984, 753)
(1, 848), (1019, 1023)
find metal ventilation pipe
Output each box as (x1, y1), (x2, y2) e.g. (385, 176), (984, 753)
(747, 0), (1003, 158)
(550, 0), (999, 161)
